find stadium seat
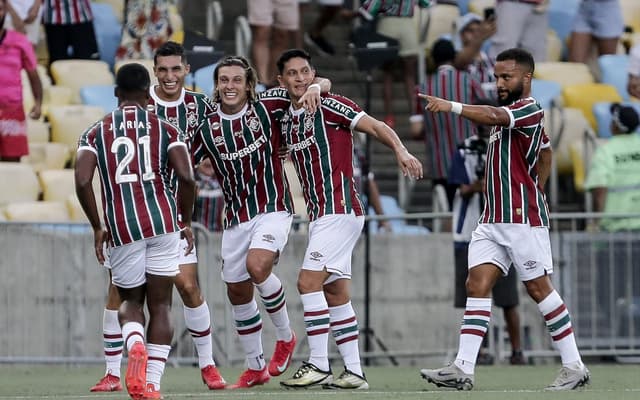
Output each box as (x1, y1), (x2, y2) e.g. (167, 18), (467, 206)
(421, 3), (460, 53)
(26, 119), (50, 144)
(468, 0), (495, 15)
(80, 85), (118, 114)
(169, 3), (185, 44)
(50, 60), (114, 104)
(91, 2), (122, 70)
(4, 201), (71, 222)
(562, 83), (622, 130)
(23, 142), (70, 172)
(592, 101), (640, 138)
(0, 162), (40, 206)
(48, 105), (105, 152)
(66, 174), (103, 222)
(531, 79), (563, 110)
(546, 29), (562, 62)
(39, 169), (75, 202)
(194, 63), (219, 97)
(621, 0), (640, 35)
(369, 195), (430, 235)
(114, 59), (158, 86)
(534, 62), (595, 87)
(94, 0), (124, 23)
(598, 54), (630, 101)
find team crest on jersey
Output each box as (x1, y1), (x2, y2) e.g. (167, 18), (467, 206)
(187, 112), (198, 127)
(247, 116), (261, 133)
(303, 113), (314, 132)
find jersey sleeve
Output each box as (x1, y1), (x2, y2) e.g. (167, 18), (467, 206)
(321, 93), (366, 131)
(77, 121), (101, 155)
(502, 99), (544, 131)
(259, 87), (291, 117)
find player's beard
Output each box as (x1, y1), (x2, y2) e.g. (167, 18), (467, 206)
(497, 83), (524, 106)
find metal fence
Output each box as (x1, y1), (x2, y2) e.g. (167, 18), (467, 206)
(1, 213), (639, 365)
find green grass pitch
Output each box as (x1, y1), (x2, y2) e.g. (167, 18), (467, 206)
(0, 364), (637, 399)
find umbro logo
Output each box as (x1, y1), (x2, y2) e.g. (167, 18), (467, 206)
(524, 260), (537, 270)
(310, 251), (323, 261)
(262, 234), (275, 243)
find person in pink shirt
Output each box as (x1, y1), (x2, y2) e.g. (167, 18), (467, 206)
(0, 0), (42, 161)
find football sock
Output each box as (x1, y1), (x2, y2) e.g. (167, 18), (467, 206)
(537, 290), (583, 369)
(329, 302), (362, 376)
(146, 343), (171, 391)
(103, 309), (123, 378)
(184, 302), (216, 368)
(232, 300), (265, 370)
(255, 273), (292, 341)
(122, 322), (145, 351)
(301, 291), (330, 371)
(454, 297), (492, 375)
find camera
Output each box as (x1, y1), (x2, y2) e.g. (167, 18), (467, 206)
(461, 138), (487, 179)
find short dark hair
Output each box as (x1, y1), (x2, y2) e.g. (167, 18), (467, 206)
(431, 39), (456, 66)
(276, 49), (312, 74)
(153, 41), (186, 65)
(213, 56), (258, 103)
(116, 63), (151, 93)
(496, 48), (535, 74)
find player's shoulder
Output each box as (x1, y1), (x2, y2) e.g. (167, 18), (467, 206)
(508, 97), (540, 111)
(259, 87), (290, 100)
(321, 92), (360, 110)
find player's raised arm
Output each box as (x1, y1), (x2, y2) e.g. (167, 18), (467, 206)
(419, 93), (510, 127)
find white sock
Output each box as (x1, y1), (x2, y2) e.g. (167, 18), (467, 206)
(454, 297), (491, 375)
(121, 322), (145, 352)
(301, 291), (330, 372)
(232, 300), (265, 370)
(184, 302), (215, 368)
(537, 290), (583, 369)
(329, 302), (362, 376)
(256, 274), (292, 341)
(146, 343), (171, 391)
(103, 309), (122, 378)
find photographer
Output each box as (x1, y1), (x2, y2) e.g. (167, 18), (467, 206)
(448, 114), (526, 365)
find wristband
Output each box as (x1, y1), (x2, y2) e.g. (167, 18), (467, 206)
(308, 83), (321, 92)
(450, 101), (463, 115)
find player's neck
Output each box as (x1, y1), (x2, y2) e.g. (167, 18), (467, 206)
(154, 85), (182, 102)
(220, 101), (248, 116)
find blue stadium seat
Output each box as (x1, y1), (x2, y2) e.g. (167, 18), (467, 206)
(91, 2), (122, 70)
(531, 79), (562, 109)
(369, 195), (430, 235)
(80, 85), (118, 114)
(193, 63), (218, 97)
(593, 101), (640, 138)
(598, 54), (630, 101)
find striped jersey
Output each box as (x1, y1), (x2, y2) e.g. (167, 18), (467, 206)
(42, 0), (93, 25)
(193, 173), (224, 232)
(414, 64), (484, 179)
(192, 89), (293, 228)
(360, 0), (431, 17)
(281, 93), (366, 221)
(77, 105), (186, 247)
(481, 97), (550, 226)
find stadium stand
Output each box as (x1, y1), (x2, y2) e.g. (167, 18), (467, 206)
(91, 2), (122, 70)
(23, 143), (70, 172)
(468, 0), (495, 15)
(114, 59), (158, 86)
(369, 195), (430, 235)
(534, 61), (595, 87)
(562, 83), (622, 130)
(80, 85), (118, 114)
(621, 0), (640, 35)
(26, 119), (50, 144)
(48, 105), (105, 154)
(598, 54), (630, 101)
(193, 63), (219, 96)
(39, 169), (75, 202)
(94, 0), (125, 23)
(592, 101), (640, 138)
(0, 163), (41, 206)
(4, 201), (71, 222)
(50, 60), (115, 104)
(235, 16), (251, 59)
(420, 2), (460, 54)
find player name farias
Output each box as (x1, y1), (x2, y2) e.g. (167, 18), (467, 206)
(108, 120), (153, 131)
(220, 135), (267, 160)
(289, 136), (317, 152)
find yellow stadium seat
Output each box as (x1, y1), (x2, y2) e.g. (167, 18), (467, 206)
(546, 30), (562, 62)
(468, 0), (495, 15)
(114, 59), (158, 86)
(23, 142), (70, 172)
(50, 60), (114, 103)
(39, 169), (75, 202)
(48, 105), (105, 152)
(4, 201), (71, 222)
(621, 0), (640, 35)
(562, 83), (622, 130)
(168, 4), (184, 44)
(534, 62), (595, 87)
(26, 119), (50, 144)
(548, 108), (592, 176)
(0, 162), (40, 206)
(66, 175), (103, 222)
(421, 3), (460, 52)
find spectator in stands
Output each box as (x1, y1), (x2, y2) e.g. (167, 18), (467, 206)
(194, 158), (225, 232)
(453, 12), (497, 100)
(410, 38), (484, 209)
(419, 48), (590, 392)
(585, 103), (640, 231)
(0, 0), (42, 162)
(627, 43), (640, 99)
(276, 48), (422, 390)
(448, 112), (526, 366)
(299, 0), (343, 57)
(489, 0), (548, 63)
(75, 63), (196, 400)
(568, 0), (623, 63)
(42, 0), (99, 64)
(2, 0), (42, 46)
(116, 0), (173, 61)
(248, 0), (299, 88)
(359, 0), (431, 129)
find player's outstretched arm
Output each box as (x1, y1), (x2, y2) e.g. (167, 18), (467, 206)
(75, 150), (107, 264)
(169, 145), (196, 255)
(418, 93), (510, 127)
(354, 114), (423, 180)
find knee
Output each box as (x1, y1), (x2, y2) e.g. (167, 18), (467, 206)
(297, 274), (323, 295)
(465, 275), (492, 298)
(247, 256), (274, 284)
(524, 279), (553, 303)
(176, 280), (202, 308)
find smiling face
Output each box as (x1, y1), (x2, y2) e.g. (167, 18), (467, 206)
(277, 56), (316, 106)
(153, 54), (189, 101)
(493, 59), (530, 106)
(216, 65), (249, 114)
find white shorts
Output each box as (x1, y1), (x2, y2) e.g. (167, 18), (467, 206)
(302, 213), (364, 284)
(109, 233), (181, 289)
(468, 223), (553, 281)
(248, 0), (299, 30)
(178, 237), (198, 265)
(221, 211), (293, 283)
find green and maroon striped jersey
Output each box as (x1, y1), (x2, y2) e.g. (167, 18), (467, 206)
(192, 89), (293, 228)
(148, 87), (215, 146)
(77, 104), (186, 247)
(481, 97), (550, 227)
(42, 0), (93, 25)
(282, 93), (366, 221)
